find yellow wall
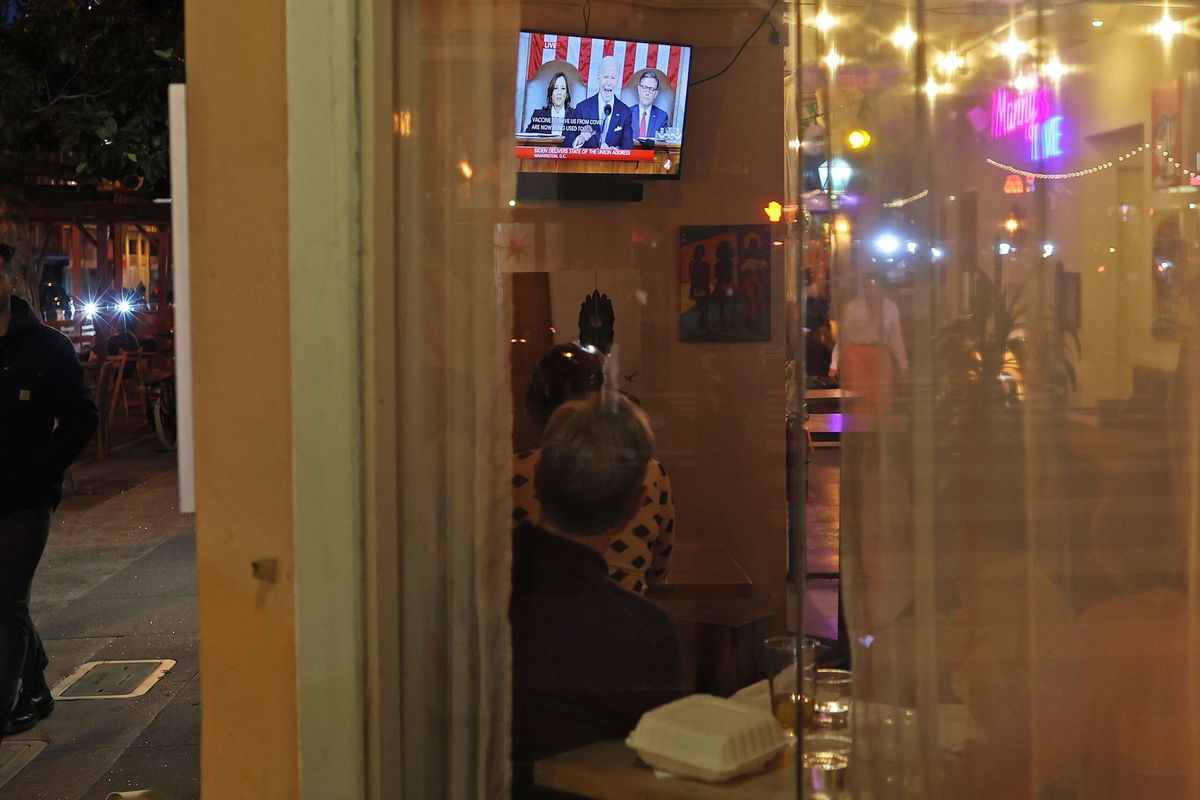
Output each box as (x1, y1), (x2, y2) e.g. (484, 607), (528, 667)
(185, 0), (300, 795)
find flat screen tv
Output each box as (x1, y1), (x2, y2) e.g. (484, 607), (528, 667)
(514, 31), (692, 179)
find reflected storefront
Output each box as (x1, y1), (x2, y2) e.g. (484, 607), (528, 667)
(796, 2), (1200, 797)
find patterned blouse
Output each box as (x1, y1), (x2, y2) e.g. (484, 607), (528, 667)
(512, 450), (675, 595)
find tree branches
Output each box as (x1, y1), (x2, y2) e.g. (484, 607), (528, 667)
(0, 0), (184, 191)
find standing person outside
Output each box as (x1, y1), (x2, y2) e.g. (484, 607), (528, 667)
(0, 243), (99, 741)
(565, 56), (630, 149)
(829, 274), (908, 417)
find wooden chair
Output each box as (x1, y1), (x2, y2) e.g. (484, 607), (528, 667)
(91, 356), (124, 457)
(103, 353), (128, 428)
(117, 348), (148, 419)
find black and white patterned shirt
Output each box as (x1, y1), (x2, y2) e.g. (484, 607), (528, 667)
(512, 450), (675, 595)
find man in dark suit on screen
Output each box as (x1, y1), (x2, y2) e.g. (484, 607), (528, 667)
(620, 70), (669, 148)
(564, 55), (630, 149)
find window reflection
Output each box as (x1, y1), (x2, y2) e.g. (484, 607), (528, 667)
(797, 2), (1200, 797)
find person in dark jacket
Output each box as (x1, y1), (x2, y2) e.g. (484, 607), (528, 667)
(510, 393), (683, 791)
(0, 243), (99, 742)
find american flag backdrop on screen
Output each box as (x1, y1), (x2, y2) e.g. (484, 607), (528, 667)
(524, 33), (685, 91)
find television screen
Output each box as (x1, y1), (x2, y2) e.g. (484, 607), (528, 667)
(515, 31), (692, 178)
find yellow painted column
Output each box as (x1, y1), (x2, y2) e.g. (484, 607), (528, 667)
(185, 0), (300, 795)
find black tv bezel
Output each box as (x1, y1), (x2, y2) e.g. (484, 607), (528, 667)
(515, 28), (694, 185)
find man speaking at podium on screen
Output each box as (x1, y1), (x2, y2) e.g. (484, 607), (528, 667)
(621, 71), (668, 149)
(566, 56), (629, 149)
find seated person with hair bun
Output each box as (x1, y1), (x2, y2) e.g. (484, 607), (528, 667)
(513, 342), (675, 595)
(510, 393), (683, 781)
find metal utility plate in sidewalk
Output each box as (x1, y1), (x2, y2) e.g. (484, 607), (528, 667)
(54, 659), (176, 700)
(0, 739), (46, 790)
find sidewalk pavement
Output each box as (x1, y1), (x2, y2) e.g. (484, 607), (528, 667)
(0, 437), (199, 800)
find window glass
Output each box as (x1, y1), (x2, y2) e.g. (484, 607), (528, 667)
(505, 2), (1200, 797)
(795, 2), (1200, 797)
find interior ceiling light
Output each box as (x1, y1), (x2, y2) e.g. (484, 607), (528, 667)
(824, 47), (843, 71)
(1091, 19), (1104, 28)
(815, 9), (836, 32)
(892, 25), (918, 50)
(1153, 9), (1183, 43)
(923, 77), (942, 99)
(1012, 73), (1034, 92)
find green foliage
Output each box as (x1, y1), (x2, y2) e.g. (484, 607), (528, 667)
(936, 272), (1080, 434)
(937, 274), (1025, 413)
(0, 0), (184, 191)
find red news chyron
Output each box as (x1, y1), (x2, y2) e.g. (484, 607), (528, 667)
(516, 147), (655, 162)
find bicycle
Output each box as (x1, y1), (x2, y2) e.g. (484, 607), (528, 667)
(144, 333), (177, 451)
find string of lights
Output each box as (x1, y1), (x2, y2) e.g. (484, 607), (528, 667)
(987, 142), (1150, 180)
(883, 189), (929, 208)
(1155, 144), (1199, 182)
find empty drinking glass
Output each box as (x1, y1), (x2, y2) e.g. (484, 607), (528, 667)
(813, 668), (852, 729)
(803, 732), (852, 798)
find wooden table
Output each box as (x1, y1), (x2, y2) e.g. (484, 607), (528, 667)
(804, 412), (843, 449)
(535, 739), (795, 799)
(803, 388), (855, 401)
(647, 543), (769, 696)
(534, 704), (971, 799)
(650, 541), (753, 600)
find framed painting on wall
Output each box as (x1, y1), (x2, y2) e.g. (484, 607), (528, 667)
(679, 224), (771, 342)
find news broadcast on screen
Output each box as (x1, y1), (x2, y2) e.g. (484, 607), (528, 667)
(514, 31), (692, 177)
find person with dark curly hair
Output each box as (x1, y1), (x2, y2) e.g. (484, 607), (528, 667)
(513, 342), (675, 596)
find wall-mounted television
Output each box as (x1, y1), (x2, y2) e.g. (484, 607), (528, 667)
(514, 31), (693, 179)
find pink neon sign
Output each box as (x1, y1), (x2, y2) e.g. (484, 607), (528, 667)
(991, 89), (1052, 139)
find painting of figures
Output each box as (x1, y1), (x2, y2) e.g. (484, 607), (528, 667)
(679, 224), (771, 342)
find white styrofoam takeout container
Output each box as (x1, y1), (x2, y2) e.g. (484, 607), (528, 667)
(625, 694), (788, 782)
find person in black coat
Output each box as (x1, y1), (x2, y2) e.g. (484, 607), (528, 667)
(0, 243), (99, 742)
(510, 393), (682, 790)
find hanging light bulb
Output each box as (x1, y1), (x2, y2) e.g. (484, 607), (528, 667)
(1012, 73), (1035, 92)
(815, 9), (836, 32)
(938, 50), (965, 75)
(923, 77), (942, 99)
(824, 47), (844, 71)
(998, 28), (1028, 63)
(892, 24), (918, 50)
(1042, 56), (1068, 83)
(846, 129), (872, 150)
